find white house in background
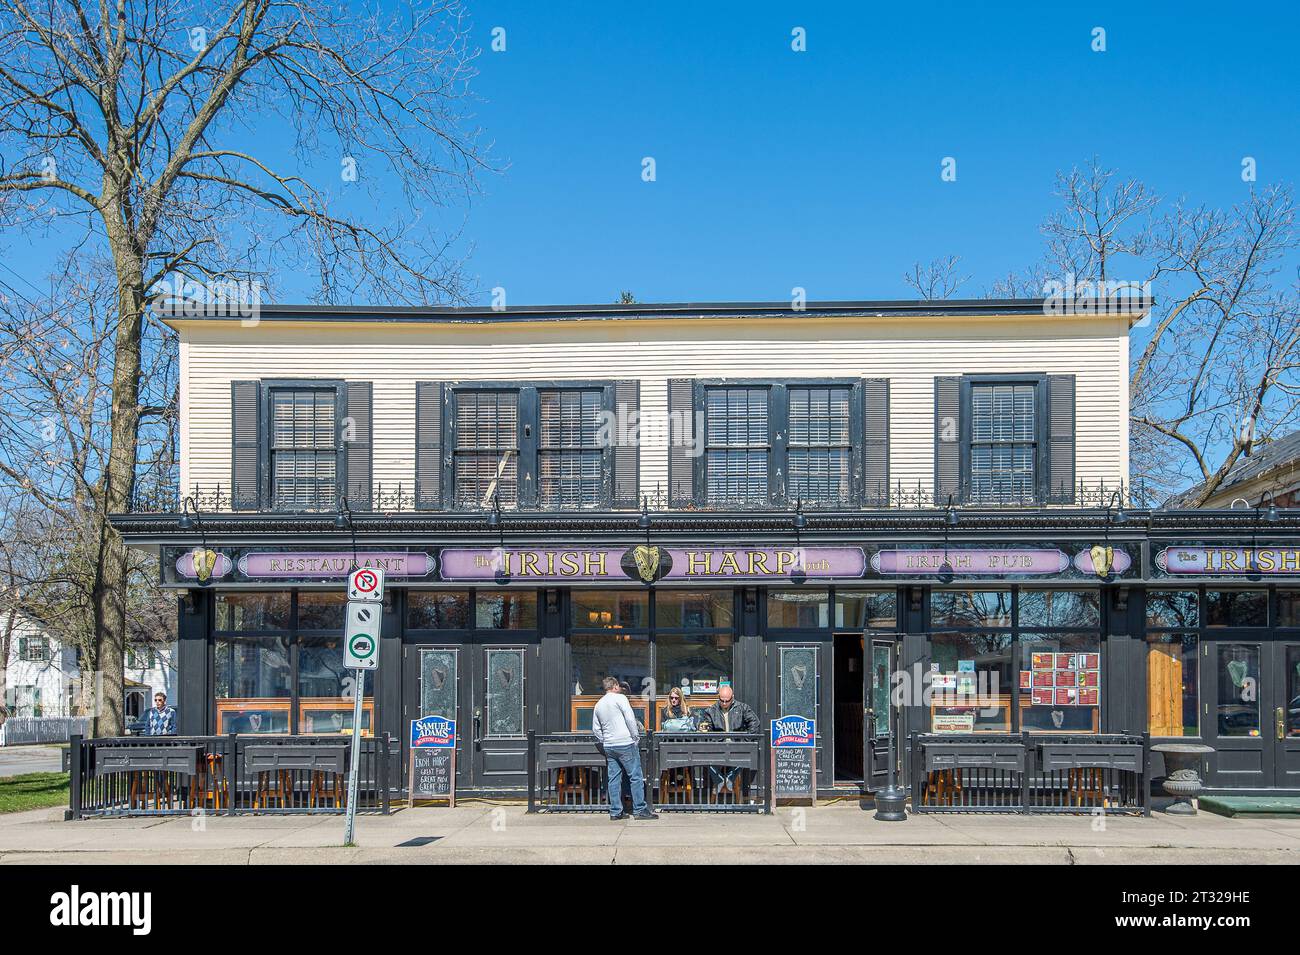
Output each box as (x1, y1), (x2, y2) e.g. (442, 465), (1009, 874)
(2, 608), (177, 722)
(2, 610), (77, 718)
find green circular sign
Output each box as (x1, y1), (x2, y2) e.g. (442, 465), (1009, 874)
(348, 633), (376, 659)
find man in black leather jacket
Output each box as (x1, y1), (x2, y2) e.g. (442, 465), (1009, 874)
(699, 686), (759, 801)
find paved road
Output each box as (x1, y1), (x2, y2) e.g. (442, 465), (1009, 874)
(0, 746), (63, 778)
(2, 802), (1298, 864)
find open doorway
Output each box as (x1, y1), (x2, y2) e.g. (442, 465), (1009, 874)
(833, 633), (864, 781)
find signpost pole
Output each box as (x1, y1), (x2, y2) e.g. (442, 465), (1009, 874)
(343, 668), (365, 845)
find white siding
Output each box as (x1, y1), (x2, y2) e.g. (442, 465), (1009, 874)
(177, 313), (1131, 502)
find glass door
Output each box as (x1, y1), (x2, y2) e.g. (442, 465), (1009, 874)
(1208, 639), (1270, 789)
(866, 633), (899, 792)
(1275, 642), (1300, 789)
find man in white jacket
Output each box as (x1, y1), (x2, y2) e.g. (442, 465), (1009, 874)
(591, 676), (658, 820)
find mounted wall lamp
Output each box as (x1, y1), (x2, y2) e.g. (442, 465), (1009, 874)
(178, 496), (215, 586)
(489, 491), (509, 584)
(1262, 490), (1280, 524)
(335, 496), (358, 571)
(938, 494), (957, 584)
(790, 498), (807, 584)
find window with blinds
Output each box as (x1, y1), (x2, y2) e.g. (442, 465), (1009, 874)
(539, 388), (603, 507)
(788, 385), (853, 504)
(704, 387), (770, 505)
(453, 389), (519, 507)
(969, 382), (1037, 503)
(270, 388), (338, 511)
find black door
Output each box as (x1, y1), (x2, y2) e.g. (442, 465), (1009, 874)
(402, 643), (470, 789)
(472, 641), (535, 787)
(1208, 638), (1300, 790)
(865, 633), (900, 792)
(767, 642), (827, 788)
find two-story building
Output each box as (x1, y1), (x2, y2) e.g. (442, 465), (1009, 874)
(110, 299), (1300, 795)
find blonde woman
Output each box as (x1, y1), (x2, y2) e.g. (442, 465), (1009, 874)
(660, 687), (695, 731)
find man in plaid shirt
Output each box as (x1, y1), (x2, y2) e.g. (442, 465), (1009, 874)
(145, 692), (177, 735)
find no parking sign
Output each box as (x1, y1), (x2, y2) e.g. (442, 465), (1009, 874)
(347, 567), (385, 602)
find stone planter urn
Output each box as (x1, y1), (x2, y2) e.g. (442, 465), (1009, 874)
(1151, 743), (1215, 815)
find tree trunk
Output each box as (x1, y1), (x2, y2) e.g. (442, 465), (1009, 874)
(90, 254), (146, 736)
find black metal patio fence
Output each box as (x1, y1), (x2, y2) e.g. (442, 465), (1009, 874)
(527, 731), (768, 813)
(69, 734), (397, 818)
(909, 732), (1150, 815)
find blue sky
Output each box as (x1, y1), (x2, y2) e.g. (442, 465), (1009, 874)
(4, 0), (1298, 308)
(455, 0), (1299, 305)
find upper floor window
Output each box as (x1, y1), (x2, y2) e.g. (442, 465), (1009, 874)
(704, 387), (770, 504)
(539, 388), (604, 507)
(695, 380), (868, 507)
(968, 382), (1038, 503)
(269, 386), (339, 510)
(787, 385), (853, 504)
(442, 382), (633, 510)
(453, 390), (519, 508)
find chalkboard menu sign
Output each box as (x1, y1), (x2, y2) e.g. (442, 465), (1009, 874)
(408, 717), (456, 807)
(769, 716), (816, 806)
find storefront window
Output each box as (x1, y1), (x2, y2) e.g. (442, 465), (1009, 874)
(297, 592), (347, 629)
(1018, 590), (1100, 629)
(297, 635), (373, 736)
(215, 635), (291, 733)
(656, 590), (733, 628)
(929, 632), (1013, 732)
(930, 590), (1012, 628)
(656, 632), (733, 701)
(569, 631), (651, 729)
(407, 591), (470, 629)
(1147, 633), (1198, 737)
(1281, 591), (1300, 627)
(215, 592), (289, 631)
(835, 590), (897, 629)
(572, 590), (648, 629)
(1146, 590), (1199, 629)
(1216, 644), (1261, 737)
(1019, 633), (1101, 732)
(768, 589), (829, 628)
(1206, 590), (1267, 627)
(476, 591), (537, 629)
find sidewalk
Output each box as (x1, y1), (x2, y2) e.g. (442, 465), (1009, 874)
(3, 801), (1299, 864)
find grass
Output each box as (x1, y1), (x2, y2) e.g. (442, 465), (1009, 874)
(0, 772), (70, 813)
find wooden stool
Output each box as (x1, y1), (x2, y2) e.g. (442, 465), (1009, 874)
(309, 771), (344, 808)
(129, 771), (173, 810)
(255, 770), (294, 808)
(555, 767), (590, 804)
(1068, 767), (1105, 807)
(190, 753), (228, 811)
(659, 768), (694, 805)
(928, 769), (963, 806)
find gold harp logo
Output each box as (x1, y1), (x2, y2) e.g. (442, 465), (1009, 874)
(190, 547), (219, 583)
(632, 545), (661, 583)
(1089, 544), (1113, 579)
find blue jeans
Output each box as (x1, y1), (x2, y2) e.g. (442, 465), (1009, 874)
(604, 743), (647, 817)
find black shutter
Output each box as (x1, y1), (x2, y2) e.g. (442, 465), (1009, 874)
(415, 382), (444, 509)
(231, 380), (260, 510)
(667, 378), (695, 506)
(863, 378), (890, 506)
(611, 380), (640, 508)
(933, 376), (961, 504)
(345, 381), (373, 509)
(1046, 375), (1076, 503)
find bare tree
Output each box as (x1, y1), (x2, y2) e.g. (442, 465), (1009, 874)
(0, 0), (490, 732)
(984, 158), (1299, 504)
(902, 256), (970, 300)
